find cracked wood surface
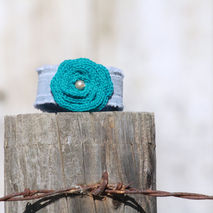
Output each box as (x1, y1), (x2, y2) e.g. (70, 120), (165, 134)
(4, 112), (156, 213)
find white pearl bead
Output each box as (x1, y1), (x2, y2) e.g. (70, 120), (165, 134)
(75, 80), (85, 90)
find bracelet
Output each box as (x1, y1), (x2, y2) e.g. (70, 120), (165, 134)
(34, 58), (124, 112)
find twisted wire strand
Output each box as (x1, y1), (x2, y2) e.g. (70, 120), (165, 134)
(1, 172), (213, 202)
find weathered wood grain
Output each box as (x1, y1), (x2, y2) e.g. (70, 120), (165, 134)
(4, 112), (156, 213)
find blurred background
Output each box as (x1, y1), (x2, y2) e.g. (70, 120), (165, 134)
(0, 0), (213, 212)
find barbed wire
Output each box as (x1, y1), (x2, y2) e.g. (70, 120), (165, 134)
(1, 171), (213, 202)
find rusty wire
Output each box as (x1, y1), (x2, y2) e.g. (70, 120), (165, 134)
(1, 171), (213, 202)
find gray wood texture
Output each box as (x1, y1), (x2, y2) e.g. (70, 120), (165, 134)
(4, 112), (156, 213)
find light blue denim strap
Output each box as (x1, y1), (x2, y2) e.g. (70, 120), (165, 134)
(34, 64), (124, 112)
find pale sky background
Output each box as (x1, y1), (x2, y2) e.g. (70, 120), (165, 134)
(1, 0), (213, 212)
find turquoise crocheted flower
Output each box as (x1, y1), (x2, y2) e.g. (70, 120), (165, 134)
(50, 58), (114, 112)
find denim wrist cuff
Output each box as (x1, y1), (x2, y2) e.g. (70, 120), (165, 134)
(34, 59), (124, 112)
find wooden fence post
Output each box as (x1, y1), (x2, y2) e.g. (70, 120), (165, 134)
(4, 112), (156, 213)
